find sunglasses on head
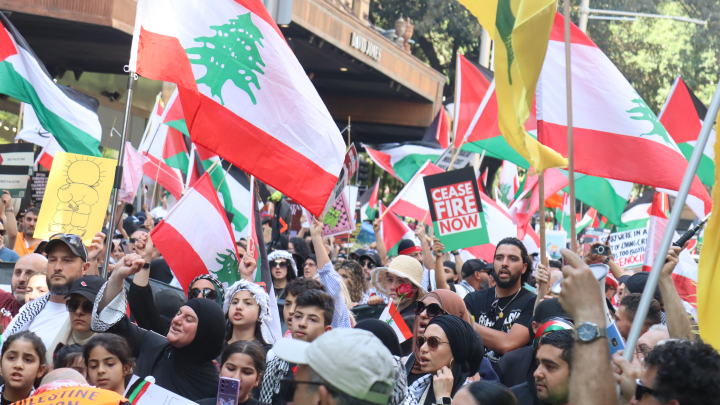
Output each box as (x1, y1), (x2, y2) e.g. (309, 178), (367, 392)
(414, 301), (449, 317)
(416, 335), (449, 350)
(635, 379), (656, 401)
(188, 287), (217, 301)
(270, 260), (288, 268)
(66, 299), (93, 313)
(279, 378), (331, 402)
(360, 260), (376, 269)
(50, 233), (84, 246)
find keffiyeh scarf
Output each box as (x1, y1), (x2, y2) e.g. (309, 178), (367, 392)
(259, 356), (290, 403)
(401, 374), (432, 405)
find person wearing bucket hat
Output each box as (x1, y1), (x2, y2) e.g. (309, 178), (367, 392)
(371, 255), (427, 325)
(273, 328), (396, 405)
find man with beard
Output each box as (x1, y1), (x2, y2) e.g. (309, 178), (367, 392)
(0, 253), (47, 330)
(464, 237), (536, 365)
(13, 207), (42, 257)
(4, 234), (90, 348)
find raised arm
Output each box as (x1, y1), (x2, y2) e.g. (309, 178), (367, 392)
(432, 238), (450, 290)
(86, 232), (106, 276)
(416, 224), (434, 270)
(658, 246), (694, 340)
(97, 253), (144, 314)
(0, 191), (17, 250)
(311, 217), (351, 328)
(373, 218), (388, 265)
(534, 261), (550, 312)
(311, 217), (331, 270)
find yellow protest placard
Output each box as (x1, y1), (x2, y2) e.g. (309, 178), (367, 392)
(34, 152), (116, 244)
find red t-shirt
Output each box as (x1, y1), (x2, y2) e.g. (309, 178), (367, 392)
(0, 290), (21, 334)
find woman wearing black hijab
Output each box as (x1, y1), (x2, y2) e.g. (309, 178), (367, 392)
(92, 254), (226, 401)
(403, 315), (484, 405)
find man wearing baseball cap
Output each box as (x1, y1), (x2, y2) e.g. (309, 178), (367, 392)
(274, 328), (396, 405)
(455, 259), (494, 298)
(4, 234), (91, 349)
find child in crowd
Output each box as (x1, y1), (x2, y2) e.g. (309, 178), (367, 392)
(24, 272), (48, 302)
(224, 280), (277, 353)
(281, 278), (326, 336)
(0, 331), (47, 404)
(83, 334), (134, 397)
(197, 341), (269, 405)
(51, 343), (85, 378)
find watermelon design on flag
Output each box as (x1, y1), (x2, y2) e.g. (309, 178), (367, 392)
(323, 193), (353, 236)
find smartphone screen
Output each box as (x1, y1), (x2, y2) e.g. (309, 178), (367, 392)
(217, 377), (240, 405)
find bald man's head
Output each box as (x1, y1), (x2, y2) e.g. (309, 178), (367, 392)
(40, 368), (88, 386)
(12, 253), (47, 303)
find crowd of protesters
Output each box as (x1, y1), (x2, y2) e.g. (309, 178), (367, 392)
(0, 191), (714, 405)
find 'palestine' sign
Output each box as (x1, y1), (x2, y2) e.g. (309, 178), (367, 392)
(423, 166), (489, 251)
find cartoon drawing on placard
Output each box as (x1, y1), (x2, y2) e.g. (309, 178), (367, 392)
(48, 156), (108, 237)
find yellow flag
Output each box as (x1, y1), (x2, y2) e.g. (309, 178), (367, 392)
(35, 152), (116, 244)
(697, 109), (720, 349)
(457, 0), (567, 172)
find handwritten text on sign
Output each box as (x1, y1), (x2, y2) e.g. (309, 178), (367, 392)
(609, 227), (648, 268)
(431, 181), (482, 236)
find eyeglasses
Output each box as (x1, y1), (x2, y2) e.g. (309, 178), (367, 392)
(66, 299), (93, 314)
(414, 301), (449, 317)
(279, 378), (332, 402)
(360, 260), (376, 269)
(416, 335), (449, 350)
(188, 288), (217, 301)
(270, 261), (288, 268)
(635, 379), (656, 401)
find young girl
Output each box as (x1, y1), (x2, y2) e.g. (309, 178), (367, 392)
(24, 273), (48, 303)
(52, 343), (86, 378)
(0, 331), (47, 404)
(83, 334), (134, 396)
(197, 341), (268, 405)
(223, 280), (276, 353)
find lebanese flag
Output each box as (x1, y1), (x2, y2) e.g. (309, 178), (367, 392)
(642, 192), (697, 306)
(129, 0), (345, 217)
(35, 135), (63, 171)
(537, 14), (712, 215)
(460, 191), (540, 263)
(510, 168), (569, 239)
(386, 160), (445, 226)
(379, 202), (414, 256)
(658, 76), (716, 187)
(379, 301), (413, 342)
(496, 160), (519, 207)
(151, 172), (240, 291)
(0, 13), (102, 157)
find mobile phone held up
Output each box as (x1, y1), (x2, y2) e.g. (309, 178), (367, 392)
(591, 244), (610, 257)
(216, 376), (240, 405)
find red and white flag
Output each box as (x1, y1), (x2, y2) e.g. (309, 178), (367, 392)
(119, 142), (150, 203)
(386, 160), (445, 226)
(379, 301), (413, 342)
(129, 0), (345, 216)
(35, 135), (62, 171)
(509, 168), (568, 240)
(379, 202), (414, 255)
(151, 172), (239, 291)
(642, 192), (698, 307)
(536, 14), (712, 214)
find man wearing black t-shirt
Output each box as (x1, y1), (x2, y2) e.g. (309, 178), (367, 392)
(464, 237), (536, 363)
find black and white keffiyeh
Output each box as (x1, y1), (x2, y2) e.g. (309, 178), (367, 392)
(4, 294), (50, 337)
(259, 356), (290, 403)
(401, 374), (432, 405)
(390, 355), (408, 405)
(223, 279), (277, 345)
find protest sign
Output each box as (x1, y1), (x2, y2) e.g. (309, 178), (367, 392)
(322, 191), (355, 237)
(125, 375), (196, 405)
(0, 143), (35, 168)
(286, 198), (309, 237)
(321, 144), (358, 218)
(435, 146), (477, 171)
(423, 166), (489, 251)
(0, 165), (31, 199)
(609, 226), (649, 268)
(34, 152), (116, 244)
(546, 229), (567, 260)
(29, 171), (47, 206)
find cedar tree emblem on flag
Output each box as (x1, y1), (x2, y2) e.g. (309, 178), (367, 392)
(187, 13), (266, 105)
(214, 249), (241, 284)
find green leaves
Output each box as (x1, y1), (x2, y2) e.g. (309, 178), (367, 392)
(187, 13), (266, 105)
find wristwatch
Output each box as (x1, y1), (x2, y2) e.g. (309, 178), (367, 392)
(436, 397), (452, 405)
(574, 322), (607, 343)
(603, 256), (611, 264)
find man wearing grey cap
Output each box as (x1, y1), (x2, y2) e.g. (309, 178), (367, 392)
(274, 328), (396, 405)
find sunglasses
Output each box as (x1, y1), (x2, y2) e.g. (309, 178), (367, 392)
(50, 233), (84, 246)
(360, 260), (376, 269)
(66, 299), (93, 314)
(416, 335), (450, 350)
(188, 288), (217, 301)
(414, 301), (449, 317)
(279, 379), (331, 402)
(635, 379), (656, 401)
(270, 261), (288, 268)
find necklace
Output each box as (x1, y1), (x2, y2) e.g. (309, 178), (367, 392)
(495, 288), (521, 319)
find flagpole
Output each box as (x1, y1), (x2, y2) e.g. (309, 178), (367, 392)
(185, 144), (197, 188)
(536, 171), (548, 309)
(564, 0), (577, 252)
(449, 50), (462, 170)
(102, 71), (137, 278)
(623, 79), (720, 364)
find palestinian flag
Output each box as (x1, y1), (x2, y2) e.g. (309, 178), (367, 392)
(379, 301), (413, 342)
(159, 90), (191, 172)
(510, 168), (568, 239)
(359, 178), (380, 222)
(130, 0), (345, 217)
(455, 0), (567, 172)
(619, 191), (653, 230)
(0, 14), (102, 157)
(378, 202), (414, 259)
(151, 172), (240, 291)
(642, 192), (697, 307)
(422, 107), (450, 149)
(162, 87), (189, 135)
(559, 172), (634, 227)
(536, 14), (712, 215)
(576, 208), (598, 234)
(454, 55), (533, 168)
(386, 160), (445, 226)
(364, 142), (443, 183)
(196, 144), (251, 238)
(658, 76), (716, 187)
(460, 191), (539, 263)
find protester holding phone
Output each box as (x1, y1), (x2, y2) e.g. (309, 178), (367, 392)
(197, 341), (269, 405)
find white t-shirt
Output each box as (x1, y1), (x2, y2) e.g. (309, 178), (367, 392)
(150, 206), (168, 219)
(28, 301), (69, 349)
